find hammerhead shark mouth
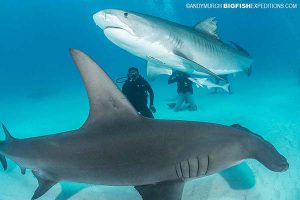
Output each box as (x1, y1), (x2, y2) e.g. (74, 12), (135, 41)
(0, 49), (288, 200)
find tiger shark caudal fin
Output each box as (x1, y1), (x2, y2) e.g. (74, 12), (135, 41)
(70, 48), (139, 125)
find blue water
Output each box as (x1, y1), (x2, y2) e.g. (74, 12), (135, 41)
(0, 0), (299, 200)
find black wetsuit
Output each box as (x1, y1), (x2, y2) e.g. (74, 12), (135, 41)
(122, 76), (154, 118)
(168, 73), (193, 94)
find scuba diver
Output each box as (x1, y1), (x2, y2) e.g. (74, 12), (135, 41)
(122, 67), (156, 118)
(168, 70), (197, 112)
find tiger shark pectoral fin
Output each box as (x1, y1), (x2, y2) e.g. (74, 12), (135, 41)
(147, 60), (172, 81)
(173, 50), (225, 82)
(135, 181), (184, 200)
(31, 170), (58, 200)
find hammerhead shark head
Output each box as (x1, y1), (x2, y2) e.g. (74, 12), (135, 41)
(0, 49), (288, 200)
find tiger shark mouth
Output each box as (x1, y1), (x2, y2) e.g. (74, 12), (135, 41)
(104, 26), (136, 37)
(104, 26), (124, 30)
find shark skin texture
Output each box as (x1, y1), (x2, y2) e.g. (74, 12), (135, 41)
(93, 9), (253, 81)
(0, 49), (288, 200)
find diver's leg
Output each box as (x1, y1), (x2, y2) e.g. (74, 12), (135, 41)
(186, 93), (197, 111)
(140, 108), (154, 119)
(174, 93), (184, 112)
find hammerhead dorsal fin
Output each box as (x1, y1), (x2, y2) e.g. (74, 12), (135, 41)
(70, 49), (138, 124)
(194, 17), (219, 39)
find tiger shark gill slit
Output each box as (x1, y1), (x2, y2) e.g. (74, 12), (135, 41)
(0, 49), (288, 200)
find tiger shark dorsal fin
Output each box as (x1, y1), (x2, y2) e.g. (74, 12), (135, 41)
(70, 49), (138, 125)
(194, 17), (219, 39)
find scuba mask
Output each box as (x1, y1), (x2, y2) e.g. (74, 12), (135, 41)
(128, 71), (139, 81)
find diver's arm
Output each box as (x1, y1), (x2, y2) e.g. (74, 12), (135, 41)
(122, 82), (129, 97)
(144, 80), (154, 106)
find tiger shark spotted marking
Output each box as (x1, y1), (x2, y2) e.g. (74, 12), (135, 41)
(0, 49), (287, 200)
(93, 9), (253, 81)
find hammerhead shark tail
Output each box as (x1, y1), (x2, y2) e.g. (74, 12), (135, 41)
(0, 138), (7, 170)
(0, 123), (15, 171)
(0, 154), (7, 171)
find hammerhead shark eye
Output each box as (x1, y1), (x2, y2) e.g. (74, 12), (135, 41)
(124, 12), (128, 18)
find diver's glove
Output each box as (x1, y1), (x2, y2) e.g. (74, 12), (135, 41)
(150, 105), (156, 113)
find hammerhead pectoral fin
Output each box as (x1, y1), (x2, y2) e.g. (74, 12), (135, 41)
(135, 180), (185, 200)
(173, 50), (225, 82)
(31, 170), (57, 200)
(0, 154), (7, 171)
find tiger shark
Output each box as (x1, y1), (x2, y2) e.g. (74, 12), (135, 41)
(93, 9), (253, 81)
(0, 49), (287, 200)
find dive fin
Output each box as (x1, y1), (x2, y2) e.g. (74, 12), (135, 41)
(173, 50), (225, 82)
(2, 123), (15, 142)
(70, 49), (138, 126)
(147, 61), (172, 81)
(20, 167), (26, 175)
(135, 181), (185, 200)
(32, 170), (57, 200)
(222, 83), (230, 93)
(246, 65), (252, 76)
(0, 154), (7, 171)
(194, 17), (219, 39)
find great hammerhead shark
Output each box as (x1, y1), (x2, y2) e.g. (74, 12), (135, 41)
(0, 49), (288, 200)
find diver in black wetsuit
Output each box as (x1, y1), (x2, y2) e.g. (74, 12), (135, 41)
(122, 67), (156, 118)
(168, 70), (197, 112)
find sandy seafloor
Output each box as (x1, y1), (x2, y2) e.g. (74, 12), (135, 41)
(0, 69), (299, 200)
